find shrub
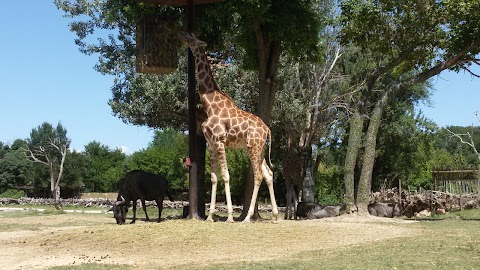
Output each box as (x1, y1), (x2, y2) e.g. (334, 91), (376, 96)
(0, 189), (25, 199)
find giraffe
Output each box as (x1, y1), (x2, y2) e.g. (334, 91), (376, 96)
(282, 144), (304, 219)
(178, 32), (278, 223)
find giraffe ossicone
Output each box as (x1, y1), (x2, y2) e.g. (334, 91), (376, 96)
(178, 32), (278, 223)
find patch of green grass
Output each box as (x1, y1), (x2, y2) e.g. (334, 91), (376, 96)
(1, 204), (49, 209)
(453, 208), (480, 220)
(0, 208), (65, 218)
(404, 208), (480, 221)
(194, 219), (480, 270)
(0, 208), (110, 231)
(61, 205), (106, 211)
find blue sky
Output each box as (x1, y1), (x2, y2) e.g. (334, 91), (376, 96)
(0, 1), (479, 154)
(0, 1), (154, 154)
(418, 67), (480, 127)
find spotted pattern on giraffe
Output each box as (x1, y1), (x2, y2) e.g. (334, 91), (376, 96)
(178, 32), (278, 223)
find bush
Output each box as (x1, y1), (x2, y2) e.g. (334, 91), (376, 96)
(315, 164), (344, 205)
(0, 189), (25, 199)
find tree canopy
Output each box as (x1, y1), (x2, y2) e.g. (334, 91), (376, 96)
(338, 0), (480, 212)
(2, 0), (476, 213)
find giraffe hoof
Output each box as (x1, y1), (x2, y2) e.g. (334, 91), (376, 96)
(241, 218), (251, 223)
(226, 218), (234, 223)
(206, 216), (215, 222)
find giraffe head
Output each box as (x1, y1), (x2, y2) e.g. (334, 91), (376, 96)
(177, 32), (207, 48)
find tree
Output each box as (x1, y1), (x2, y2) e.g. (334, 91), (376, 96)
(62, 150), (90, 192)
(0, 141), (8, 159)
(0, 144), (33, 194)
(55, 0), (325, 218)
(83, 141), (126, 192)
(23, 122), (70, 206)
(374, 103), (436, 191)
(339, 0), (480, 213)
(127, 129), (188, 191)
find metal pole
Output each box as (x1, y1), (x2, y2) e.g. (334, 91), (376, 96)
(187, 0), (200, 219)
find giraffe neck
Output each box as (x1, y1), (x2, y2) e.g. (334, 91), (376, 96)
(191, 46), (219, 96)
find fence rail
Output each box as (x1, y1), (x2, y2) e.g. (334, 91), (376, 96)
(433, 169), (480, 194)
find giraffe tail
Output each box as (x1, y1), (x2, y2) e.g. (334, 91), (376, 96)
(267, 129), (274, 169)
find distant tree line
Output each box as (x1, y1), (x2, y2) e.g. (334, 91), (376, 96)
(1, 121), (478, 204)
(0, 125), (192, 199)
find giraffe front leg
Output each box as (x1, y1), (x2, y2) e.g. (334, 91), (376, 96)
(216, 144), (234, 223)
(207, 148), (218, 222)
(222, 167), (234, 223)
(207, 161), (218, 222)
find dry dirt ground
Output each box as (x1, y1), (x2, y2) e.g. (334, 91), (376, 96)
(0, 208), (419, 270)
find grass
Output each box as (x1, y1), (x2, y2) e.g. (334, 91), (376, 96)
(1, 206), (479, 270)
(42, 217), (480, 270)
(451, 208), (480, 220)
(127, 209), (479, 270)
(195, 217), (480, 270)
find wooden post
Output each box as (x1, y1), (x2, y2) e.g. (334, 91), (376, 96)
(399, 177), (402, 213)
(459, 194), (463, 211)
(186, 0), (201, 220)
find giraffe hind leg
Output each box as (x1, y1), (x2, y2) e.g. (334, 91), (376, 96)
(243, 158), (278, 223)
(262, 159), (278, 222)
(243, 154), (263, 223)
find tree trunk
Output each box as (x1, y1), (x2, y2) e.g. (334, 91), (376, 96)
(357, 92), (389, 213)
(302, 146), (315, 204)
(49, 163), (60, 205)
(241, 167), (261, 220)
(343, 112), (363, 213)
(196, 133), (207, 218)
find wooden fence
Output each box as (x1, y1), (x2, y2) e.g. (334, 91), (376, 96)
(433, 169), (480, 194)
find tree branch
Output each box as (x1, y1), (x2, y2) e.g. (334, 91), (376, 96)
(386, 41), (478, 94)
(23, 146), (49, 166)
(304, 46), (343, 147)
(445, 128), (480, 162)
